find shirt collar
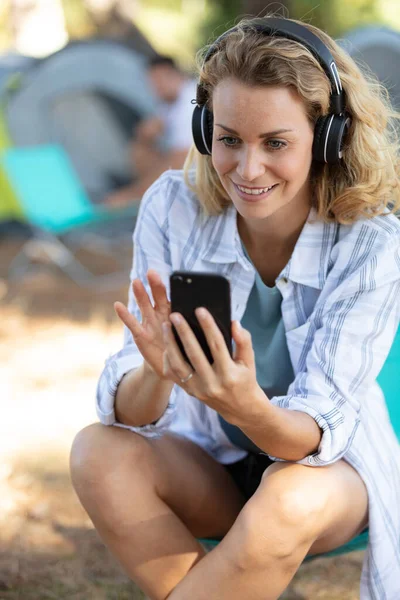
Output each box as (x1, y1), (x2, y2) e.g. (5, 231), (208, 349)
(200, 205), (339, 290)
(282, 208), (340, 290)
(199, 203), (251, 270)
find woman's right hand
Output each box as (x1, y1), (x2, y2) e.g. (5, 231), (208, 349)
(114, 269), (171, 379)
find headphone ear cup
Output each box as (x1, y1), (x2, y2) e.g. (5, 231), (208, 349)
(192, 105), (213, 155)
(325, 115), (350, 164)
(205, 108), (214, 152)
(313, 114), (351, 164)
(312, 116), (329, 163)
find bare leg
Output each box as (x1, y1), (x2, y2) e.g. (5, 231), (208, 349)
(70, 423), (245, 600)
(71, 425), (368, 600)
(167, 460), (368, 600)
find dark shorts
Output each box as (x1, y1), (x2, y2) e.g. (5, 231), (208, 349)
(224, 453), (275, 501)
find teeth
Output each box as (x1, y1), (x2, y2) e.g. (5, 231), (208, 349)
(237, 184), (275, 195)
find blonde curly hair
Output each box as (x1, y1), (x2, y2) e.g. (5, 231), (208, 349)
(183, 16), (400, 224)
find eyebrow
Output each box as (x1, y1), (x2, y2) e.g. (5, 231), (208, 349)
(215, 124), (294, 138)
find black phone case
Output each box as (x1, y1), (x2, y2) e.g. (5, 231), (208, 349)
(170, 271), (232, 367)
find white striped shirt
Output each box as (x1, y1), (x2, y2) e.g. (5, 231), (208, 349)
(97, 170), (400, 599)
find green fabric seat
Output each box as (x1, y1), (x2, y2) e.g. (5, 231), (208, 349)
(1, 144), (139, 234)
(0, 104), (25, 222)
(0, 163), (25, 221)
(199, 326), (400, 559)
(0, 102), (12, 152)
(0, 144), (139, 290)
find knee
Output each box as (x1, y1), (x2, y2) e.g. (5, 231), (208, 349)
(260, 466), (326, 534)
(69, 422), (148, 496)
(70, 423), (105, 485)
(228, 466), (326, 569)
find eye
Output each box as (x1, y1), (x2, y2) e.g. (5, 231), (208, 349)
(266, 139), (286, 150)
(217, 135), (240, 148)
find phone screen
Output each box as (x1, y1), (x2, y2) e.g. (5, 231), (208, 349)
(170, 271), (232, 367)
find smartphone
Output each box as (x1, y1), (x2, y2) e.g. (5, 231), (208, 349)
(169, 271), (232, 367)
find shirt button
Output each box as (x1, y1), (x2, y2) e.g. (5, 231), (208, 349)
(281, 277), (288, 285)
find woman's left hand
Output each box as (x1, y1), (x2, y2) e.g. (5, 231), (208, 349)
(162, 308), (265, 424)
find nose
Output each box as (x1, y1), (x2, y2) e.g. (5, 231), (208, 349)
(236, 146), (266, 182)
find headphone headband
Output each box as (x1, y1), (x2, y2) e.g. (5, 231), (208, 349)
(202, 17), (344, 113)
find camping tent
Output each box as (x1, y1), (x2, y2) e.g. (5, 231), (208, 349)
(0, 52), (37, 92)
(3, 40), (162, 203)
(340, 26), (400, 111)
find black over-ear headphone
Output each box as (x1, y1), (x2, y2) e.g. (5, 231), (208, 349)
(192, 17), (351, 164)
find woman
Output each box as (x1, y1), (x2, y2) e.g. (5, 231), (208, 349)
(70, 16), (400, 600)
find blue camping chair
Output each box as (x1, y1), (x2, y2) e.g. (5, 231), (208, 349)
(1, 144), (139, 291)
(199, 327), (400, 559)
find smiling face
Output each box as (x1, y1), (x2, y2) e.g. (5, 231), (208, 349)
(211, 78), (314, 225)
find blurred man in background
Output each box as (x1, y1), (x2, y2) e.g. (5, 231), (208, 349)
(105, 55), (196, 207)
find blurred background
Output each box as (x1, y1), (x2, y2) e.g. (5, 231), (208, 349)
(1, 1), (400, 599)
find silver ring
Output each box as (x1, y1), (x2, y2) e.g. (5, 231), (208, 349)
(180, 371), (193, 384)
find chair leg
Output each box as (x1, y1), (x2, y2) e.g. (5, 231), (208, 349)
(7, 243), (36, 280)
(8, 232), (127, 291)
(62, 228), (132, 268)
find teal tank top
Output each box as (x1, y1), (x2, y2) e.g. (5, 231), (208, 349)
(219, 248), (295, 453)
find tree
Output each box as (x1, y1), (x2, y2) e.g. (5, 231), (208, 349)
(201, 0), (292, 47)
(61, 0), (156, 58)
(242, 0), (292, 17)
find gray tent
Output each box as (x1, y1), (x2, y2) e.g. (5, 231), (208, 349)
(340, 26), (400, 111)
(3, 40), (162, 203)
(0, 52), (37, 92)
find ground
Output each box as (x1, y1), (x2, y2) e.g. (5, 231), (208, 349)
(0, 236), (364, 599)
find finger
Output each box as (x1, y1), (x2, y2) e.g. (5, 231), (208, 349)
(195, 308), (232, 368)
(168, 313), (213, 380)
(232, 321), (255, 367)
(147, 270), (170, 313)
(132, 278), (155, 320)
(162, 320), (197, 382)
(114, 301), (144, 338)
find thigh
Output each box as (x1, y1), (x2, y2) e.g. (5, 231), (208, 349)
(149, 431), (247, 538)
(258, 458), (369, 556)
(72, 423), (246, 539)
